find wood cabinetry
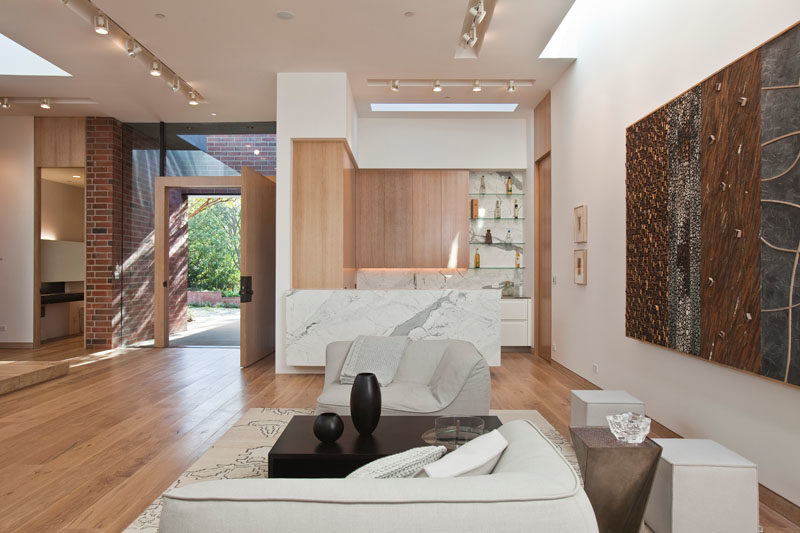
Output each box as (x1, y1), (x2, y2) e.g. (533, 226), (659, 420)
(34, 117), (86, 167)
(411, 170), (443, 267)
(292, 140), (357, 289)
(383, 170), (413, 266)
(355, 169), (468, 269)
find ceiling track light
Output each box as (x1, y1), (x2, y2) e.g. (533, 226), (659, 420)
(507, 80), (516, 93)
(188, 91), (199, 106)
(126, 38), (138, 58)
(149, 60), (162, 77)
(93, 11), (109, 35)
(462, 24), (478, 48)
(1, 98), (10, 109)
(390, 79), (400, 92)
(171, 78), (181, 92)
(469, 0), (487, 25)
(433, 80), (442, 93)
(40, 98), (51, 110)
(472, 80), (482, 92)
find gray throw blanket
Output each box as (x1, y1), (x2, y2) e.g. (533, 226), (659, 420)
(340, 335), (410, 386)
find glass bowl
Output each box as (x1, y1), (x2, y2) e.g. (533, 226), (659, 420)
(606, 412), (651, 444)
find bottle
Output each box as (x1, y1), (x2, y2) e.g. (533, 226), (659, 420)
(515, 249), (521, 268)
(506, 229), (512, 243)
(479, 175), (486, 194)
(513, 200), (519, 219)
(506, 176), (513, 194)
(484, 229), (492, 244)
(494, 200), (501, 219)
(474, 248), (481, 268)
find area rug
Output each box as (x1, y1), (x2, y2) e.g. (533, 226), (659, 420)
(125, 408), (579, 532)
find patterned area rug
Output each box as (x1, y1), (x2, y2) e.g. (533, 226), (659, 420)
(125, 408), (579, 532)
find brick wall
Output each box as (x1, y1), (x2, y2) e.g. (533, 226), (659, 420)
(205, 134), (276, 176)
(84, 118), (123, 348)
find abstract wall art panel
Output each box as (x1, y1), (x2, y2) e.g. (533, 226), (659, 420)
(626, 22), (800, 387)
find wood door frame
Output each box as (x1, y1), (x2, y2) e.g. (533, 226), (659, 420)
(153, 175), (244, 349)
(534, 154), (552, 361)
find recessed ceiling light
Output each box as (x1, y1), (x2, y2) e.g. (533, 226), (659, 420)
(40, 98), (51, 110)
(72, 175), (81, 179)
(150, 60), (162, 77)
(472, 80), (481, 92)
(370, 103), (518, 112)
(276, 11), (294, 20)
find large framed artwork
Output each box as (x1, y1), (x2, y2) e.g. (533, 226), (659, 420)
(625, 22), (800, 387)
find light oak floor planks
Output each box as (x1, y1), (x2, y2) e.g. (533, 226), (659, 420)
(0, 338), (796, 532)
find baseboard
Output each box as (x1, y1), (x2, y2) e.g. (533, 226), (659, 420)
(0, 342), (34, 349)
(760, 484), (800, 526)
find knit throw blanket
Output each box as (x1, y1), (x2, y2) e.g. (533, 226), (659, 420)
(339, 335), (410, 386)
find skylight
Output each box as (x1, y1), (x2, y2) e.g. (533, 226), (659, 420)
(370, 103), (518, 113)
(0, 33), (71, 76)
(539, 0), (587, 59)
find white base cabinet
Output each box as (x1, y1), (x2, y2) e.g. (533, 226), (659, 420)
(500, 298), (532, 347)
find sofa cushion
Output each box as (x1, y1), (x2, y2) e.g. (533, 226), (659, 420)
(347, 446), (447, 479)
(392, 339), (452, 384)
(340, 335), (409, 386)
(423, 429), (509, 478)
(318, 381), (442, 414)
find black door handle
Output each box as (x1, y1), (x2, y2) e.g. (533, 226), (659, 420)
(240, 276), (253, 303)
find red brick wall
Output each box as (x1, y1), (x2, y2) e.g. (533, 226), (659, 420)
(84, 117), (123, 348)
(169, 190), (188, 333)
(205, 134), (276, 176)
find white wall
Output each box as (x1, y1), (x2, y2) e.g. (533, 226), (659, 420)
(41, 180), (84, 242)
(0, 116), (34, 344)
(549, 0), (800, 504)
(275, 73), (353, 373)
(357, 118), (527, 169)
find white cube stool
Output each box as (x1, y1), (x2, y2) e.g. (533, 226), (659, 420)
(645, 439), (758, 533)
(570, 390), (645, 426)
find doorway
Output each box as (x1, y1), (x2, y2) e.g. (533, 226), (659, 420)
(153, 168), (276, 367)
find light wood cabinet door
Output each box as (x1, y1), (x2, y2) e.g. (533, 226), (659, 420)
(411, 170), (442, 268)
(440, 170), (469, 268)
(34, 117), (86, 168)
(384, 170), (413, 267)
(356, 170), (385, 268)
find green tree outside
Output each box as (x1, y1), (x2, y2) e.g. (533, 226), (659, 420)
(188, 197), (241, 293)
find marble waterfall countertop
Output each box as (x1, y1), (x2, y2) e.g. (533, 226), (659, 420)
(285, 289), (501, 367)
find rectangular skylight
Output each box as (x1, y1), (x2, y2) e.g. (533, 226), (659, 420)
(370, 103), (519, 113)
(0, 33), (71, 76)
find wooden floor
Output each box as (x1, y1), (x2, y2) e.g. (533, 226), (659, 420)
(0, 338), (797, 532)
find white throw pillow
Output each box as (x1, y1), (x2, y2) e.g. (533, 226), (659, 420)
(423, 429), (509, 478)
(346, 446), (447, 479)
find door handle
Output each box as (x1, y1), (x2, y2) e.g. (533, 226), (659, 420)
(240, 276), (253, 303)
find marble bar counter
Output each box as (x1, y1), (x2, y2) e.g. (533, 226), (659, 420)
(285, 289), (501, 367)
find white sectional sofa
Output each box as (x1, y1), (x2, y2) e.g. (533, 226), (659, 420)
(316, 339), (491, 416)
(158, 419), (599, 532)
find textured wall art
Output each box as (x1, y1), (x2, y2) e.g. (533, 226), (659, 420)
(626, 22), (800, 387)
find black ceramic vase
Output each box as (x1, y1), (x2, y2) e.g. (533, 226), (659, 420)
(350, 372), (381, 435)
(313, 412), (344, 443)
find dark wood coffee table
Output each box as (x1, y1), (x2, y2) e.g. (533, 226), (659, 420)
(269, 415), (502, 478)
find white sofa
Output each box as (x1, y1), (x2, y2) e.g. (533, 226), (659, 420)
(316, 339), (491, 416)
(159, 419), (599, 532)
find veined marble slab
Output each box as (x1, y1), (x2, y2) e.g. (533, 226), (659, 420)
(285, 289), (501, 367)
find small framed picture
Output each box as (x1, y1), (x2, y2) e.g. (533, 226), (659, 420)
(574, 249), (587, 285)
(574, 205), (588, 243)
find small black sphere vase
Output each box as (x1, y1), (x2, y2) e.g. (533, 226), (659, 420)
(313, 412), (344, 443)
(350, 372), (381, 435)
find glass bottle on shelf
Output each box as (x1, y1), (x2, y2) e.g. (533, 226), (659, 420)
(513, 200), (519, 219)
(506, 229), (512, 243)
(494, 200), (501, 219)
(479, 175), (486, 194)
(506, 176), (513, 194)
(515, 249), (521, 268)
(484, 229), (492, 244)
(474, 248), (481, 268)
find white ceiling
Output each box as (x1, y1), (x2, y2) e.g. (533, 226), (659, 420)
(0, 0), (575, 122)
